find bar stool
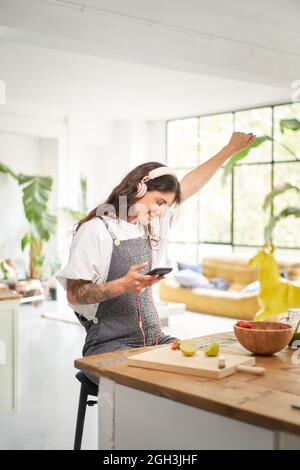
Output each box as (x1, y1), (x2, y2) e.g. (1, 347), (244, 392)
(74, 371), (98, 450)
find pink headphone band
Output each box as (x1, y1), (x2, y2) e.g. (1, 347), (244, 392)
(136, 166), (177, 198)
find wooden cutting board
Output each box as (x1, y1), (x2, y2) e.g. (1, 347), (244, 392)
(0, 291), (22, 301)
(128, 346), (255, 379)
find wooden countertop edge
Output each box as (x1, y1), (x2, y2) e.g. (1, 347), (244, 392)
(0, 293), (22, 301)
(74, 356), (300, 437)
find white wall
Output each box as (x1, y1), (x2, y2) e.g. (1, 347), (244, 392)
(0, 110), (166, 279)
(147, 121), (166, 164)
(0, 132), (39, 277)
(129, 120), (166, 168)
(64, 119), (166, 216)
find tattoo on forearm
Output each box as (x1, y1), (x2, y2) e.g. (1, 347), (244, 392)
(67, 279), (117, 305)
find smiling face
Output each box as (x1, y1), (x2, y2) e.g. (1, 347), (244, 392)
(128, 190), (176, 225)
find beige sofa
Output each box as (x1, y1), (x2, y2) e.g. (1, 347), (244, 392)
(159, 255), (300, 320)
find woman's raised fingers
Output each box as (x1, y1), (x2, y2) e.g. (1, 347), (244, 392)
(130, 262), (148, 272)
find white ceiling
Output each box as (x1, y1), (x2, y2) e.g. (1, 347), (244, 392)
(0, 0), (297, 120)
(65, 0), (300, 56)
(0, 39), (289, 121)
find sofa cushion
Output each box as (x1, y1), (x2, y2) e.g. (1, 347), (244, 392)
(210, 277), (230, 290)
(240, 281), (260, 294)
(177, 261), (202, 273)
(203, 258), (258, 285)
(202, 255), (300, 284)
(159, 277), (260, 320)
(174, 269), (211, 289)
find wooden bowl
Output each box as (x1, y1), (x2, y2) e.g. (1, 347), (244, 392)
(234, 321), (293, 355)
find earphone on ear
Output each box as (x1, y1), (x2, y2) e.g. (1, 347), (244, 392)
(136, 166), (177, 199)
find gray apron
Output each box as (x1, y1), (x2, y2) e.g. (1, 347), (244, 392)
(76, 216), (176, 367)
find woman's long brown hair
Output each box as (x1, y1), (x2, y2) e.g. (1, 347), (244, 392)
(75, 162), (181, 234)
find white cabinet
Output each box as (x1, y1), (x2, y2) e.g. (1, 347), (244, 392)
(99, 379), (300, 450)
(0, 298), (20, 411)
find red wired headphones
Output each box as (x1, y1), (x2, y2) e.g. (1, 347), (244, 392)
(134, 165), (177, 347)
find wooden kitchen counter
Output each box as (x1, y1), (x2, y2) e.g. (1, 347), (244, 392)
(75, 331), (300, 439)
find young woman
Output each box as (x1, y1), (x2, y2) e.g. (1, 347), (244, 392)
(57, 131), (255, 381)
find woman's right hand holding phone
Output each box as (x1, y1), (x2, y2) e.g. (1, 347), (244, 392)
(121, 262), (162, 293)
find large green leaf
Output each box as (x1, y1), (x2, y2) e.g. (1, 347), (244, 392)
(1, 161), (57, 278)
(263, 183), (300, 210)
(21, 233), (30, 251)
(0, 162), (18, 179)
(280, 118), (300, 133)
(80, 174), (88, 213)
(34, 213), (57, 242)
(0, 261), (9, 280)
(0, 163), (53, 225)
(0, 161), (56, 242)
(35, 255), (45, 268)
(275, 140), (299, 161)
(222, 136), (272, 183)
(264, 206), (300, 243)
(264, 216), (279, 244)
(20, 176), (52, 223)
(279, 207), (300, 218)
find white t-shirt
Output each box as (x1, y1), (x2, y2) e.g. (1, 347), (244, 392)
(56, 205), (179, 320)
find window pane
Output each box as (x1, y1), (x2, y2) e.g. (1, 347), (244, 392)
(232, 246), (261, 258)
(169, 169), (198, 243)
(167, 118), (198, 168)
(274, 103), (300, 162)
(167, 243), (198, 265)
(198, 244), (232, 261)
(272, 163), (300, 248)
(234, 165), (271, 245)
(198, 172), (232, 243)
(199, 113), (233, 163)
(235, 107), (272, 163)
(274, 247), (300, 259)
(169, 197), (198, 243)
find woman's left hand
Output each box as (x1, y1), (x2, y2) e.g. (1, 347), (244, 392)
(225, 132), (256, 155)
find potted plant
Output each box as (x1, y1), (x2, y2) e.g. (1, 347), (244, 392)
(0, 163), (57, 280)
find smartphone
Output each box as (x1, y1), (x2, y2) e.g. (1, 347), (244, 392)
(146, 267), (173, 277)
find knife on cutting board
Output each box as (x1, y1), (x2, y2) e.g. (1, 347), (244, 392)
(218, 355), (265, 375)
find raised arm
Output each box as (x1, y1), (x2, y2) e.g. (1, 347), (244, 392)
(179, 132), (256, 202)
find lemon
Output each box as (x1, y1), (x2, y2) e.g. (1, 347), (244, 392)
(204, 342), (219, 357)
(179, 341), (197, 357)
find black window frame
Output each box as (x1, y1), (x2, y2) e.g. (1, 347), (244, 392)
(166, 101), (300, 253)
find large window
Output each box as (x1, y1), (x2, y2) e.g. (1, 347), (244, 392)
(167, 103), (300, 263)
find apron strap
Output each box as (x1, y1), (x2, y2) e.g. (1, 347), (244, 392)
(97, 215), (118, 240)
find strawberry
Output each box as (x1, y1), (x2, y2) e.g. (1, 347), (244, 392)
(236, 320), (253, 329)
(278, 323), (290, 330)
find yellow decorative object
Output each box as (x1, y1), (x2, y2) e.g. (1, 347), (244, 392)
(249, 244), (300, 321)
(159, 254), (300, 320)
